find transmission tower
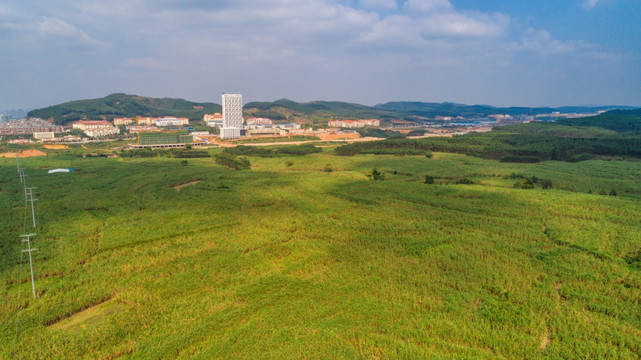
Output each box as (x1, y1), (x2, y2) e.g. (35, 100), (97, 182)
(20, 234), (38, 298)
(26, 187), (37, 228)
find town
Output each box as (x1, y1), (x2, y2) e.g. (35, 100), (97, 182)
(0, 94), (608, 148)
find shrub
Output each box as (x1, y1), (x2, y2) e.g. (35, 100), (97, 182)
(424, 175), (435, 184)
(609, 189), (618, 196)
(455, 178), (475, 185)
(180, 160), (188, 166)
(214, 152), (251, 170)
(514, 178), (534, 189)
(323, 164), (334, 172)
(367, 168), (385, 181)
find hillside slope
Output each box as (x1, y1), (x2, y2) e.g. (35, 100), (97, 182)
(27, 93), (221, 125)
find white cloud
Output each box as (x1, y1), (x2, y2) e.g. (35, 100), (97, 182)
(403, 0), (452, 14)
(359, 0), (398, 12)
(516, 28), (579, 55)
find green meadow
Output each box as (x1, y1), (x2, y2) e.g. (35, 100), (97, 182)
(1, 146), (640, 359)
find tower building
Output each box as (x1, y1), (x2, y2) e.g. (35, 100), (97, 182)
(220, 94), (243, 140)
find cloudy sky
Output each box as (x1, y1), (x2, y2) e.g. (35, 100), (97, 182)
(1, 0), (640, 110)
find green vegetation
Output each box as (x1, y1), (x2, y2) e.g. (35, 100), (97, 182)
(213, 152), (251, 170)
(334, 139), (433, 157)
(223, 144), (322, 157)
(336, 120), (641, 162)
(558, 108), (641, 132)
(2, 135), (641, 358)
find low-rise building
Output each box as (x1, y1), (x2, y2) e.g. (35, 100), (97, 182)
(34, 132), (55, 140)
(113, 117), (134, 126)
(154, 117), (189, 127)
(73, 120), (120, 137)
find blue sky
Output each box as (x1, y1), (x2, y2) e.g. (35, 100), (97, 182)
(1, 0), (639, 110)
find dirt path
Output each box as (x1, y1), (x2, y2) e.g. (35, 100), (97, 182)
(172, 180), (202, 191)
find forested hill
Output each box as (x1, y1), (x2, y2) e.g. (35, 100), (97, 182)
(27, 93), (221, 125)
(375, 101), (634, 119)
(243, 99), (408, 122)
(557, 108), (641, 132)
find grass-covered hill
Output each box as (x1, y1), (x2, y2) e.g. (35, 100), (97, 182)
(375, 101), (634, 119)
(1, 142), (641, 358)
(27, 93), (222, 125)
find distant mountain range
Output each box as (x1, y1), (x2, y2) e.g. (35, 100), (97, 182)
(0, 109), (28, 119)
(26, 93), (637, 125)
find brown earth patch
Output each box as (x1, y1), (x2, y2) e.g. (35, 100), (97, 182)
(43, 144), (69, 149)
(0, 150), (47, 158)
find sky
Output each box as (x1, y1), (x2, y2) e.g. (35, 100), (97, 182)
(1, 0), (640, 110)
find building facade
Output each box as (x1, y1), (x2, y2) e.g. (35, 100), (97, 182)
(221, 94), (243, 140)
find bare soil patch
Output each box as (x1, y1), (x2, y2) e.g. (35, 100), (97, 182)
(43, 144), (69, 149)
(0, 150), (47, 158)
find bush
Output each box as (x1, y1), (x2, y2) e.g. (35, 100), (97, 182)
(455, 178), (475, 185)
(609, 189), (618, 196)
(323, 164), (334, 172)
(424, 175), (435, 184)
(514, 178), (534, 189)
(367, 168), (385, 181)
(214, 152), (251, 170)
(180, 160), (188, 166)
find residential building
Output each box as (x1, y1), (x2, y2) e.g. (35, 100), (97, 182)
(0, 118), (63, 135)
(34, 132), (55, 140)
(221, 94), (243, 140)
(154, 117), (189, 127)
(73, 120), (120, 137)
(113, 117), (134, 126)
(205, 113), (224, 128)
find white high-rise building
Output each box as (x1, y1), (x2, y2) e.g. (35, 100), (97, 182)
(220, 93), (243, 140)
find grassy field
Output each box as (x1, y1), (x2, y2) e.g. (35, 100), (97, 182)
(1, 145), (640, 359)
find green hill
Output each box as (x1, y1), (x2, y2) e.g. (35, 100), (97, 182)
(27, 93), (222, 125)
(557, 108), (641, 132)
(244, 99), (411, 125)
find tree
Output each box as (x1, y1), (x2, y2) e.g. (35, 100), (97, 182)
(367, 168), (385, 181)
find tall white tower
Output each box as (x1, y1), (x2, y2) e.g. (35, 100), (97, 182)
(221, 93), (243, 140)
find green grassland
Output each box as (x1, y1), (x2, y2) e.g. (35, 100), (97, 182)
(1, 146), (641, 359)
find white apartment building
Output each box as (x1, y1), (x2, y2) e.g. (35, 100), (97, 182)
(221, 94), (243, 140)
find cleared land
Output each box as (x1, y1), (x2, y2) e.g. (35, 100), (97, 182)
(1, 145), (640, 359)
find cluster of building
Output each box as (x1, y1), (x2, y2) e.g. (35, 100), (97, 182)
(73, 120), (120, 137)
(328, 119), (380, 128)
(0, 118), (63, 136)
